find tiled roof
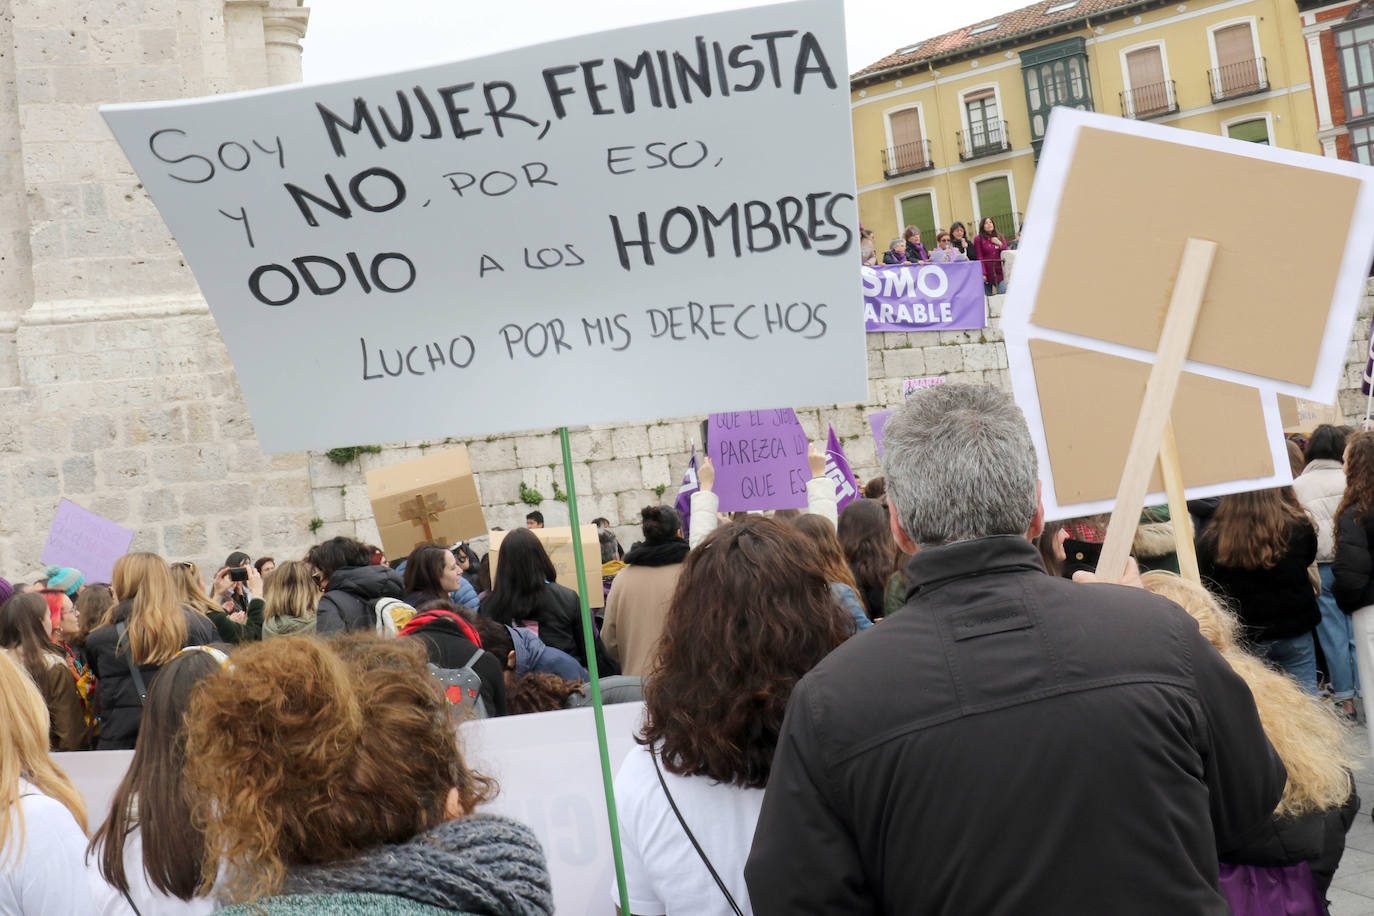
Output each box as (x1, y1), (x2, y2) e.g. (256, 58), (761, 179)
(852, 0), (1147, 80)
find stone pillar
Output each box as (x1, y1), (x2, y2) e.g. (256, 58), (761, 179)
(264, 0), (309, 86)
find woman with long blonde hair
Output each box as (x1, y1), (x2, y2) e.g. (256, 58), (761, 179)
(1144, 572), (1356, 902)
(84, 553), (217, 749)
(260, 561), (319, 639)
(0, 650), (98, 911)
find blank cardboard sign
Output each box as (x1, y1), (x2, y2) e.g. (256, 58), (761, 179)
(1031, 126), (1360, 389)
(1029, 339), (1273, 506)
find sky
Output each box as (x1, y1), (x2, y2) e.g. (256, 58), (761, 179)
(300, 0), (1035, 85)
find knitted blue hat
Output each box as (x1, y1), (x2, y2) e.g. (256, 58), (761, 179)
(45, 565), (85, 597)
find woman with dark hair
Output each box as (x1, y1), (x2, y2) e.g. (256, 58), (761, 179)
(1294, 424), (1356, 718)
(0, 593), (87, 751)
(794, 514), (869, 632)
(902, 226), (928, 262)
(402, 544), (480, 610)
(184, 637), (552, 914)
(76, 584), (114, 643)
(973, 216), (1008, 295)
(1333, 432), (1374, 749)
(481, 529), (618, 674)
(615, 517), (851, 914)
(948, 221), (972, 259)
(602, 506), (689, 676)
(1197, 489), (1320, 690)
(89, 646), (226, 915)
(837, 499), (902, 620)
(254, 557), (276, 579)
(306, 536), (404, 634)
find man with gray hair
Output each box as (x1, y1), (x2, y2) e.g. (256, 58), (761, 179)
(746, 384), (1284, 915)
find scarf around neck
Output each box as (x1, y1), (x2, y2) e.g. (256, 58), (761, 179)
(282, 814), (552, 915)
(624, 537), (689, 568)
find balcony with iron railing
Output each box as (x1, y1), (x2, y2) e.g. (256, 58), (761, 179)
(881, 140), (934, 179)
(1119, 80), (1179, 119)
(1207, 57), (1269, 103)
(957, 120), (1011, 161)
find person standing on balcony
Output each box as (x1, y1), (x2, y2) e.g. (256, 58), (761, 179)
(928, 231), (968, 263)
(859, 227), (877, 266)
(974, 216), (1007, 295)
(902, 226), (929, 263)
(882, 239), (910, 264)
(949, 221), (972, 259)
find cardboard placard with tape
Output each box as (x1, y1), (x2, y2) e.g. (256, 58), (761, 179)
(366, 447), (488, 561)
(490, 526), (604, 610)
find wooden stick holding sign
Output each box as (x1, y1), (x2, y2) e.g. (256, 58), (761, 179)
(1097, 238), (1218, 582)
(1159, 421), (1201, 584)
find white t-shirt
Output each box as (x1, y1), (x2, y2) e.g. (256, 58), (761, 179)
(0, 782), (95, 915)
(89, 827), (215, 916)
(612, 744), (764, 916)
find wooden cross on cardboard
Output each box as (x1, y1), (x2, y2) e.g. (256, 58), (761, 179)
(398, 492), (448, 541)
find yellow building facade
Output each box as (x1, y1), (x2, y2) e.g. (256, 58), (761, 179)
(850, 0), (1320, 249)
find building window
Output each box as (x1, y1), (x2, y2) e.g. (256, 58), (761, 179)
(974, 175), (1017, 235)
(899, 193), (938, 247)
(1121, 44), (1177, 118)
(1225, 117), (1271, 144)
(959, 88), (1009, 159)
(1353, 123), (1374, 165)
(1335, 19), (1374, 122)
(1208, 22), (1267, 102)
(882, 107), (932, 178)
(1020, 37), (1093, 155)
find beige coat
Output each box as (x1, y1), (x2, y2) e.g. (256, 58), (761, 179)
(601, 563), (684, 677)
(1293, 458), (1346, 563)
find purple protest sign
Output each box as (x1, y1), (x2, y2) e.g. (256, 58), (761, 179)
(708, 409), (810, 511)
(1363, 313), (1374, 396)
(863, 262), (987, 333)
(824, 425), (858, 512)
(869, 409), (893, 458)
(41, 498), (135, 583)
(673, 447), (699, 540)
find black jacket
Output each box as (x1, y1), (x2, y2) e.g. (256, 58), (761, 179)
(86, 602), (218, 750)
(1333, 506), (1374, 611)
(512, 583), (620, 676)
(1224, 786), (1360, 896)
(316, 565), (404, 635)
(745, 536), (1286, 916)
(403, 610), (507, 717)
(1198, 521), (1319, 641)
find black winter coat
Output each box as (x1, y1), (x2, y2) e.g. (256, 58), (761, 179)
(1333, 506), (1374, 611)
(745, 536), (1286, 916)
(86, 602), (218, 750)
(316, 565), (404, 635)
(1198, 521), (1319, 641)
(1223, 785), (1360, 896)
(404, 612), (508, 717)
(486, 583), (620, 676)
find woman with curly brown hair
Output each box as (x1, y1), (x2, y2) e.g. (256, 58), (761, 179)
(614, 516), (851, 916)
(1333, 431), (1374, 749)
(183, 636), (552, 915)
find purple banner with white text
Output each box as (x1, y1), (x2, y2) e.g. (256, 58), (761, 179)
(863, 261), (987, 333)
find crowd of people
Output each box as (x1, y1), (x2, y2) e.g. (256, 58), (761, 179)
(860, 217), (1014, 294)
(0, 383), (1365, 914)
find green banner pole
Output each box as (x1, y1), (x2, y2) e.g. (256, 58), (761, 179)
(558, 426), (631, 914)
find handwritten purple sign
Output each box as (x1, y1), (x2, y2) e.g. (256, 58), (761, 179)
(863, 261), (986, 333)
(825, 425), (858, 513)
(869, 409), (893, 458)
(708, 409), (810, 511)
(41, 499), (135, 583)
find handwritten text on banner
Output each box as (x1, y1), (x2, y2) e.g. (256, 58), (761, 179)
(100, 0), (864, 452)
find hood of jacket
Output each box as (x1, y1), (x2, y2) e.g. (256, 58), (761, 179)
(327, 565), (404, 602)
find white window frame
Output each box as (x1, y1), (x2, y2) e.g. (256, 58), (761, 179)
(1205, 16), (1263, 75)
(1219, 111), (1274, 144)
(968, 170), (1020, 235)
(957, 82), (1007, 155)
(892, 189), (941, 240)
(1118, 40), (1173, 117)
(882, 102), (930, 160)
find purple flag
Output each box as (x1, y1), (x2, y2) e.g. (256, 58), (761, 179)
(869, 409), (893, 458)
(673, 446), (699, 540)
(708, 409), (810, 511)
(824, 425), (859, 513)
(1363, 313), (1374, 396)
(863, 261), (987, 333)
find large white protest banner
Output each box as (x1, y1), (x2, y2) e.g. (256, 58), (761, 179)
(100, 0), (863, 453)
(58, 702), (645, 916)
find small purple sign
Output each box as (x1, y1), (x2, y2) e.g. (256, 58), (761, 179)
(825, 425), (858, 513)
(708, 409), (810, 512)
(869, 409), (893, 458)
(41, 498), (135, 583)
(673, 447), (699, 540)
(1363, 313), (1374, 396)
(863, 261), (987, 333)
